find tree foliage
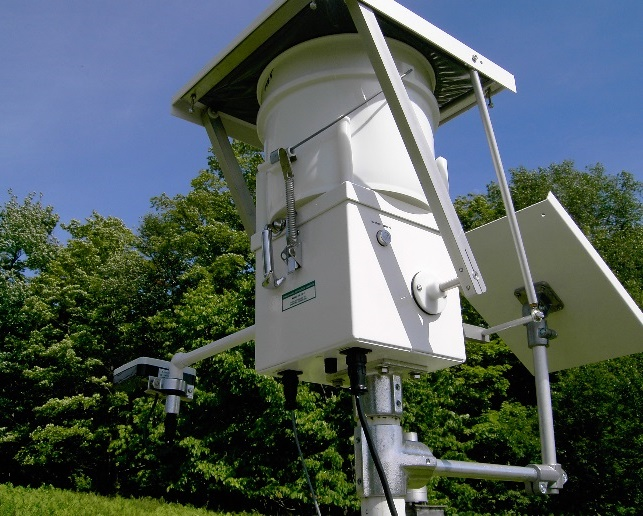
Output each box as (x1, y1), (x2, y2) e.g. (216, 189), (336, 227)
(1, 157), (641, 515)
(116, 145), (356, 514)
(450, 161), (642, 514)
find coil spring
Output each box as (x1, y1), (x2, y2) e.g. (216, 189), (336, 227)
(285, 175), (297, 246)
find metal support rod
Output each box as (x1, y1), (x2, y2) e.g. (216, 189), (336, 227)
(433, 460), (538, 482)
(202, 111), (256, 236)
(481, 314), (538, 336)
(469, 69), (538, 307)
(287, 68), (413, 155)
(533, 345), (557, 465)
(470, 69), (559, 466)
(346, 0), (485, 298)
(171, 325), (256, 370)
(438, 277), (460, 292)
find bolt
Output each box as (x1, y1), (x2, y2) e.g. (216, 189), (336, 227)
(472, 54), (478, 63)
(396, 400), (402, 407)
(416, 284), (423, 291)
(357, 478), (363, 485)
(376, 229), (392, 247)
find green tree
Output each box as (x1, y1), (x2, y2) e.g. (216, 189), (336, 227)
(5, 156), (639, 514)
(0, 191), (59, 277)
(445, 161), (643, 514)
(0, 192), (59, 337)
(1, 212), (145, 492)
(0, 192), (60, 484)
(112, 145), (357, 514)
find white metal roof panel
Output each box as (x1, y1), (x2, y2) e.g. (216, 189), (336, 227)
(171, 0), (516, 146)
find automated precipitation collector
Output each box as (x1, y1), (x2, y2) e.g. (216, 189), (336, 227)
(252, 34), (464, 385)
(111, 1), (643, 514)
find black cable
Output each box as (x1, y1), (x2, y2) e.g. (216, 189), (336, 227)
(291, 411), (322, 516)
(147, 394), (160, 430)
(281, 370), (322, 516)
(355, 394), (399, 516)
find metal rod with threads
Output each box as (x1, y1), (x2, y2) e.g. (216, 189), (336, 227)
(439, 277), (460, 292)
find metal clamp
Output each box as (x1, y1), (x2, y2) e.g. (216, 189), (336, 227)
(525, 463), (567, 495)
(146, 376), (194, 401)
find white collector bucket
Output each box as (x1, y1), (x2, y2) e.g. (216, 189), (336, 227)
(256, 34), (440, 222)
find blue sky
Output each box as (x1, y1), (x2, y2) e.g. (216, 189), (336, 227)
(2, 0), (641, 232)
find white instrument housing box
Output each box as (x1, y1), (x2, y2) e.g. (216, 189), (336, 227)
(252, 180), (465, 386)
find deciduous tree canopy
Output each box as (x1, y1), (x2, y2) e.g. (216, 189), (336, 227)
(1, 155), (640, 514)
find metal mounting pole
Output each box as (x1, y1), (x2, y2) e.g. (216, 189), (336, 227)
(524, 310), (558, 467)
(471, 70), (559, 469)
(354, 372), (566, 514)
(533, 345), (557, 465)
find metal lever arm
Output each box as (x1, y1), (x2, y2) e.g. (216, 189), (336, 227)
(262, 226), (285, 288)
(345, 0), (485, 297)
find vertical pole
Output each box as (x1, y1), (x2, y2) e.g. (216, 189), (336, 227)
(533, 344), (558, 465)
(361, 497), (407, 516)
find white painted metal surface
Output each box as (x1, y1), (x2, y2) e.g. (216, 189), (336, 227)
(253, 182), (465, 385)
(171, 0), (516, 142)
(256, 34), (438, 217)
(467, 193), (643, 373)
(346, 0), (486, 299)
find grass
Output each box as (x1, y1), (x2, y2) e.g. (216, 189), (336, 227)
(0, 484), (260, 516)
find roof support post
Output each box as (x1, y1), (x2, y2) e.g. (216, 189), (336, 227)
(345, 0), (485, 297)
(202, 110), (256, 236)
